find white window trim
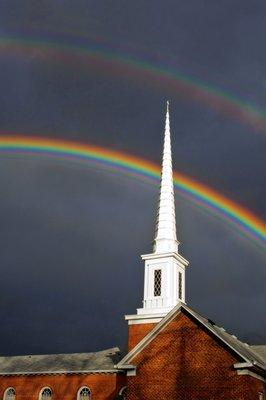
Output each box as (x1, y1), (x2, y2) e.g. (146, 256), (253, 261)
(76, 386), (91, 400)
(38, 387), (52, 400)
(119, 386), (127, 395)
(4, 387), (16, 400)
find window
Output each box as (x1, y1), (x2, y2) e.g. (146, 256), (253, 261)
(178, 272), (182, 300)
(78, 387), (91, 400)
(4, 388), (16, 400)
(154, 269), (162, 297)
(39, 388), (52, 400)
(118, 386), (127, 399)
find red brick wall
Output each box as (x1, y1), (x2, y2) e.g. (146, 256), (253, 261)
(127, 312), (266, 400)
(128, 323), (156, 351)
(0, 373), (126, 400)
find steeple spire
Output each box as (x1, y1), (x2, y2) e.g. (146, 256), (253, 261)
(125, 102), (189, 323)
(153, 101), (179, 254)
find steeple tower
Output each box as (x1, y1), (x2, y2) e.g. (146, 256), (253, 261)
(126, 102), (189, 328)
(153, 101), (179, 254)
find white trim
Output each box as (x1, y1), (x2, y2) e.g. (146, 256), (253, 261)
(141, 251), (189, 266)
(234, 362), (253, 369)
(77, 386), (91, 400)
(118, 305), (182, 367)
(119, 303), (266, 371)
(39, 387), (52, 400)
(3, 387), (16, 400)
(237, 369), (266, 382)
(126, 368), (136, 376)
(119, 386), (127, 395)
(125, 312), (166, 325)
(126, 317), (163, 325)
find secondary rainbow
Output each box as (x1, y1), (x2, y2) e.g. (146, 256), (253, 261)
(0, 135), (265, 249)
(1, 33), (266, 134)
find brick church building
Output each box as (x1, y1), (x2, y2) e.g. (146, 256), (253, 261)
(0, 104), (265, 399)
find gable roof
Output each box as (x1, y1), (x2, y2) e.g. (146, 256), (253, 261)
(251, 346), (266, 363)
(0, 347), (123, 375)
(117, 303), (266, 373)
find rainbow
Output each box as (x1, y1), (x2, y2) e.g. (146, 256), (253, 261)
(0, 135), (265, 250)
(1, 33), (266, 134)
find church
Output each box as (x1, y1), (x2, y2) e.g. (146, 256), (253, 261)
(0, 104), (265, 400)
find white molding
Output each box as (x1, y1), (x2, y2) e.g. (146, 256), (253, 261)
(127, 319), (162, 325)
(125, 312), (167, 321)
(38, 387), (52, 400)
(76, 386), (91, 400)
(119, 386), (127, 395)
(126, 368), (136, 376)
(118, 305), (182, 367)
(237, 369), (266, 383)
(3, 387), (16, 400)
(126, 317), (164, 325)
(141, 251), (189, 266)
(234, 362), (253, 369)
(125, 312), (166, 325)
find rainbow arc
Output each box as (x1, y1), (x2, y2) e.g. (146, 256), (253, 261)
(0, 135), (265, 250)
(0, 34), (266, 133)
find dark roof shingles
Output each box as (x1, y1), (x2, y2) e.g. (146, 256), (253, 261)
(0, 347), (123, 375)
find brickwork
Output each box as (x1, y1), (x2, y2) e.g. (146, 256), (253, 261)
(0, 373), (126, 400)
(127, 312), (266, 400)
(0, 312), (265, 400)
(128, 322), (156, 351)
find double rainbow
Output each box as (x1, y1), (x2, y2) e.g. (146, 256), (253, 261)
(1, 33), (266, 134)
(0, 135), (265, 250)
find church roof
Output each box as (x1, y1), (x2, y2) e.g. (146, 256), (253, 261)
(251, 346), (266, 363)
(117, 303), (266, 375)
(0, 347), (123, 375)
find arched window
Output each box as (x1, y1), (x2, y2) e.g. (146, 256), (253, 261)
(77, 387), (91, 400)
(4, 388), (16, 400)
(39, 388), (52, 400)
(118, 386), (127, 399)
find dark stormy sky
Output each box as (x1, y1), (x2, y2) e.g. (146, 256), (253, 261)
(0, 1), (265, 356)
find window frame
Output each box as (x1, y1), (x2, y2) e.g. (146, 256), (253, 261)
(38, 387), (52, 400)
(119, 386), (127, 394)
(153, 269), (162, 297)
(4, 387), (16, 400)
(178, 271), (182, 300)
(77, 386), (91, 400)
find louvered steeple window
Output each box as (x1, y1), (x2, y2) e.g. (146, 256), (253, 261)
(179, 272), (182, 300)
(154, 269), (162, 296)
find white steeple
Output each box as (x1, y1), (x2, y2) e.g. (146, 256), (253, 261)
(153, 101), (179, 254)
(132, 102), (189, 320)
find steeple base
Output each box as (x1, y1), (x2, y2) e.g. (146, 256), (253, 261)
(125, 312), (166, 325)
(138, 251), (188, 315)
(125, 313), (164, 351)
